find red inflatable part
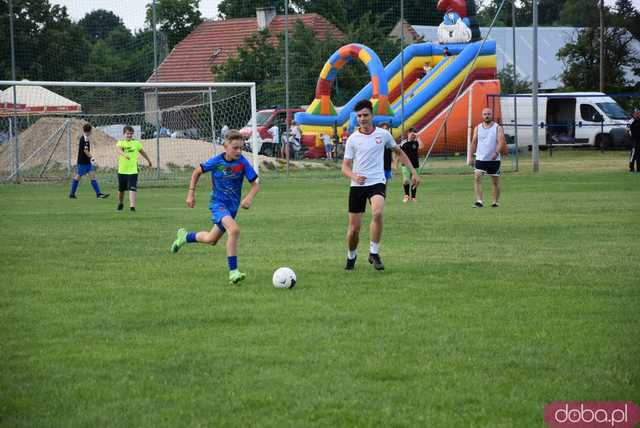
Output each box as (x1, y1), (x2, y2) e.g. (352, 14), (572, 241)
(436, 0), (468, 18)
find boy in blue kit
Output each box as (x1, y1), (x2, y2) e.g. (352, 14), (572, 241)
(170, 130), (260, 285)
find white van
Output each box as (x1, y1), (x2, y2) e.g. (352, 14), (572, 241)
(499, 93), (631, 149)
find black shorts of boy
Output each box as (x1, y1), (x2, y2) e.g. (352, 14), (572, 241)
(348, 183), (386, 213)
(118, 173), (138, 191)
(474, 160), (501, 176)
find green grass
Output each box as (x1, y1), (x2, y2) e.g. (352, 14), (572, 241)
(1, 160), (639, 427)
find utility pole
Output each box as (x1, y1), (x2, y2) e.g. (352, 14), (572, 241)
(599, 0), (605, 93)
(532, 0), (539, 173)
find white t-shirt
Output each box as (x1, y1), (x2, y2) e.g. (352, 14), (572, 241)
(290, 125), (301, 140)
(344, 127), (397, 187)
(475, 122), (501, 161)
(289, 126), (301, 148)
(321, 134), (332, 146)
(268, 125), (279, 142)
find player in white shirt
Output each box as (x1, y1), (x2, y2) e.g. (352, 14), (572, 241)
(342, 99), (420, 271)
(468, 107), (507, 208)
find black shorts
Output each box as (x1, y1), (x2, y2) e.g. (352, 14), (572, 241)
(118, 173), (138, 191)
(348, 183), (386, 213)
(474, 160), (501, 176)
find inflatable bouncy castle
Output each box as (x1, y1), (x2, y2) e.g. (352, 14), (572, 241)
(294, 0), (501, 157)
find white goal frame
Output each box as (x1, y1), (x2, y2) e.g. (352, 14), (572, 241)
(0, 80), (260, 180)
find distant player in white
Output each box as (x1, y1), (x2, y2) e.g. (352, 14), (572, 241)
(469, 107), (507, 208)
(342, 99), (420, 271)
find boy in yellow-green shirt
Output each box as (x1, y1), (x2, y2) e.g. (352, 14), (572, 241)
(115, 125), (152, 212)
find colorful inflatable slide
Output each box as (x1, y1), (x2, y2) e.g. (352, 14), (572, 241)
(294, 40), (500, 156)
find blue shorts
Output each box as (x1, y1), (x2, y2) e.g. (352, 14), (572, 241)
(210, 201), (237, 232)
(77, 163), (93, 176)
(384, 170), (393, 180)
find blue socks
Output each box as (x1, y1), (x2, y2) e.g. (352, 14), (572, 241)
(183, 232), (236, 270)
(228, 256), (238, 271)
(91, 179), (101, 195)
(70, 178), (103, 196)
(69, 179), (79, 196)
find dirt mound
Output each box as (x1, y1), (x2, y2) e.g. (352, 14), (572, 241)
(92, 138), (335, 172)
(0, 117), (334, 175)
(0, 117), (115, 173)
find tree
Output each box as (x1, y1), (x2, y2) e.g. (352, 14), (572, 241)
(476, 0), (512, 26)
(497, 63), (531, 93)
(212, 29), (282, 107)
(556, 26), (638, 92)
(0, 0), (91, 81)
(212, 11), (406, 109)
(556, 0), (605, 26)
(145, 0), (202, 50)
(218, 0), (286, 19)
(612, 0), (640, 40)
(476, 0), (567, 26)
(78, 9), (127, 41)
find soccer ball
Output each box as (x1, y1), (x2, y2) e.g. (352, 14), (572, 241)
(272, 267), (296, 289)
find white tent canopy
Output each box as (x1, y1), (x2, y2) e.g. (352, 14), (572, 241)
(0, 83), (81, 114)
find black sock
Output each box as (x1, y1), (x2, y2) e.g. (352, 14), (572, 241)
(403, 184), (410, 196)
(411, 186), (417, 198)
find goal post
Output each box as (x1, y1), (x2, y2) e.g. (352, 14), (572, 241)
(0, 80), (259, 184)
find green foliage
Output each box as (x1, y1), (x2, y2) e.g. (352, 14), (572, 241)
(611, 0), (640, 39)
(294, 0), (439, 31)
(0, 0), (91, 81)
(476, 0), (513, 26)
(476, 0), (567, 26)
(557, 26), (639, 92)
(556, 0), (604, 26)
(144, 0), (202, 50)
(216, 0), (440, 31)
(78, 9), (128, 42)
(497, 63), (532, 93)
(212, 14), (401, 109)
(218, 0), (286, 19)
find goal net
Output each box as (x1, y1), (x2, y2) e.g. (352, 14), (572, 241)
(0, 80), (258, 184)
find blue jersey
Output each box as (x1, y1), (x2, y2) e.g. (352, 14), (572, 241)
(200, 154), (258, 211)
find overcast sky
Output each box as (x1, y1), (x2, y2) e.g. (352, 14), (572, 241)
(52, 0), (640, 31)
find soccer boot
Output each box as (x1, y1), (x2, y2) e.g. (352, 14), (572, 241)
(97, 192), (110, 199)
(344, 256), (357, 270)
(171, 228), (187, 253)
(229, 269), (246, 285)
(368, 253), (385, 271)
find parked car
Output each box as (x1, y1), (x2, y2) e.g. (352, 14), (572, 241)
(239, 107), (305, 156)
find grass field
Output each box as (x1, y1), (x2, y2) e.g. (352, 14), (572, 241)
(1, 151), (639, 427)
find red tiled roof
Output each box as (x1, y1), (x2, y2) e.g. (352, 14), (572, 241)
(148, 14), (345, 83)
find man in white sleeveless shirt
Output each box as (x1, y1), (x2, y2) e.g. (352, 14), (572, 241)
(469, 108), (506, 208)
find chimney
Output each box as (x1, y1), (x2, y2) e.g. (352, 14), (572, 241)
(256, 7), (276, 31)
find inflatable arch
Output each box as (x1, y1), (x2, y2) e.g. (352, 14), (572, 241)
(305, 43), (394, 120)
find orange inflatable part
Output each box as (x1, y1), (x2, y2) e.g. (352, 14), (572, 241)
(416, 80), (501, 156)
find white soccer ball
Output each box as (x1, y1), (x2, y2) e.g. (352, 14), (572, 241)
(272, 267), (296, 289)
